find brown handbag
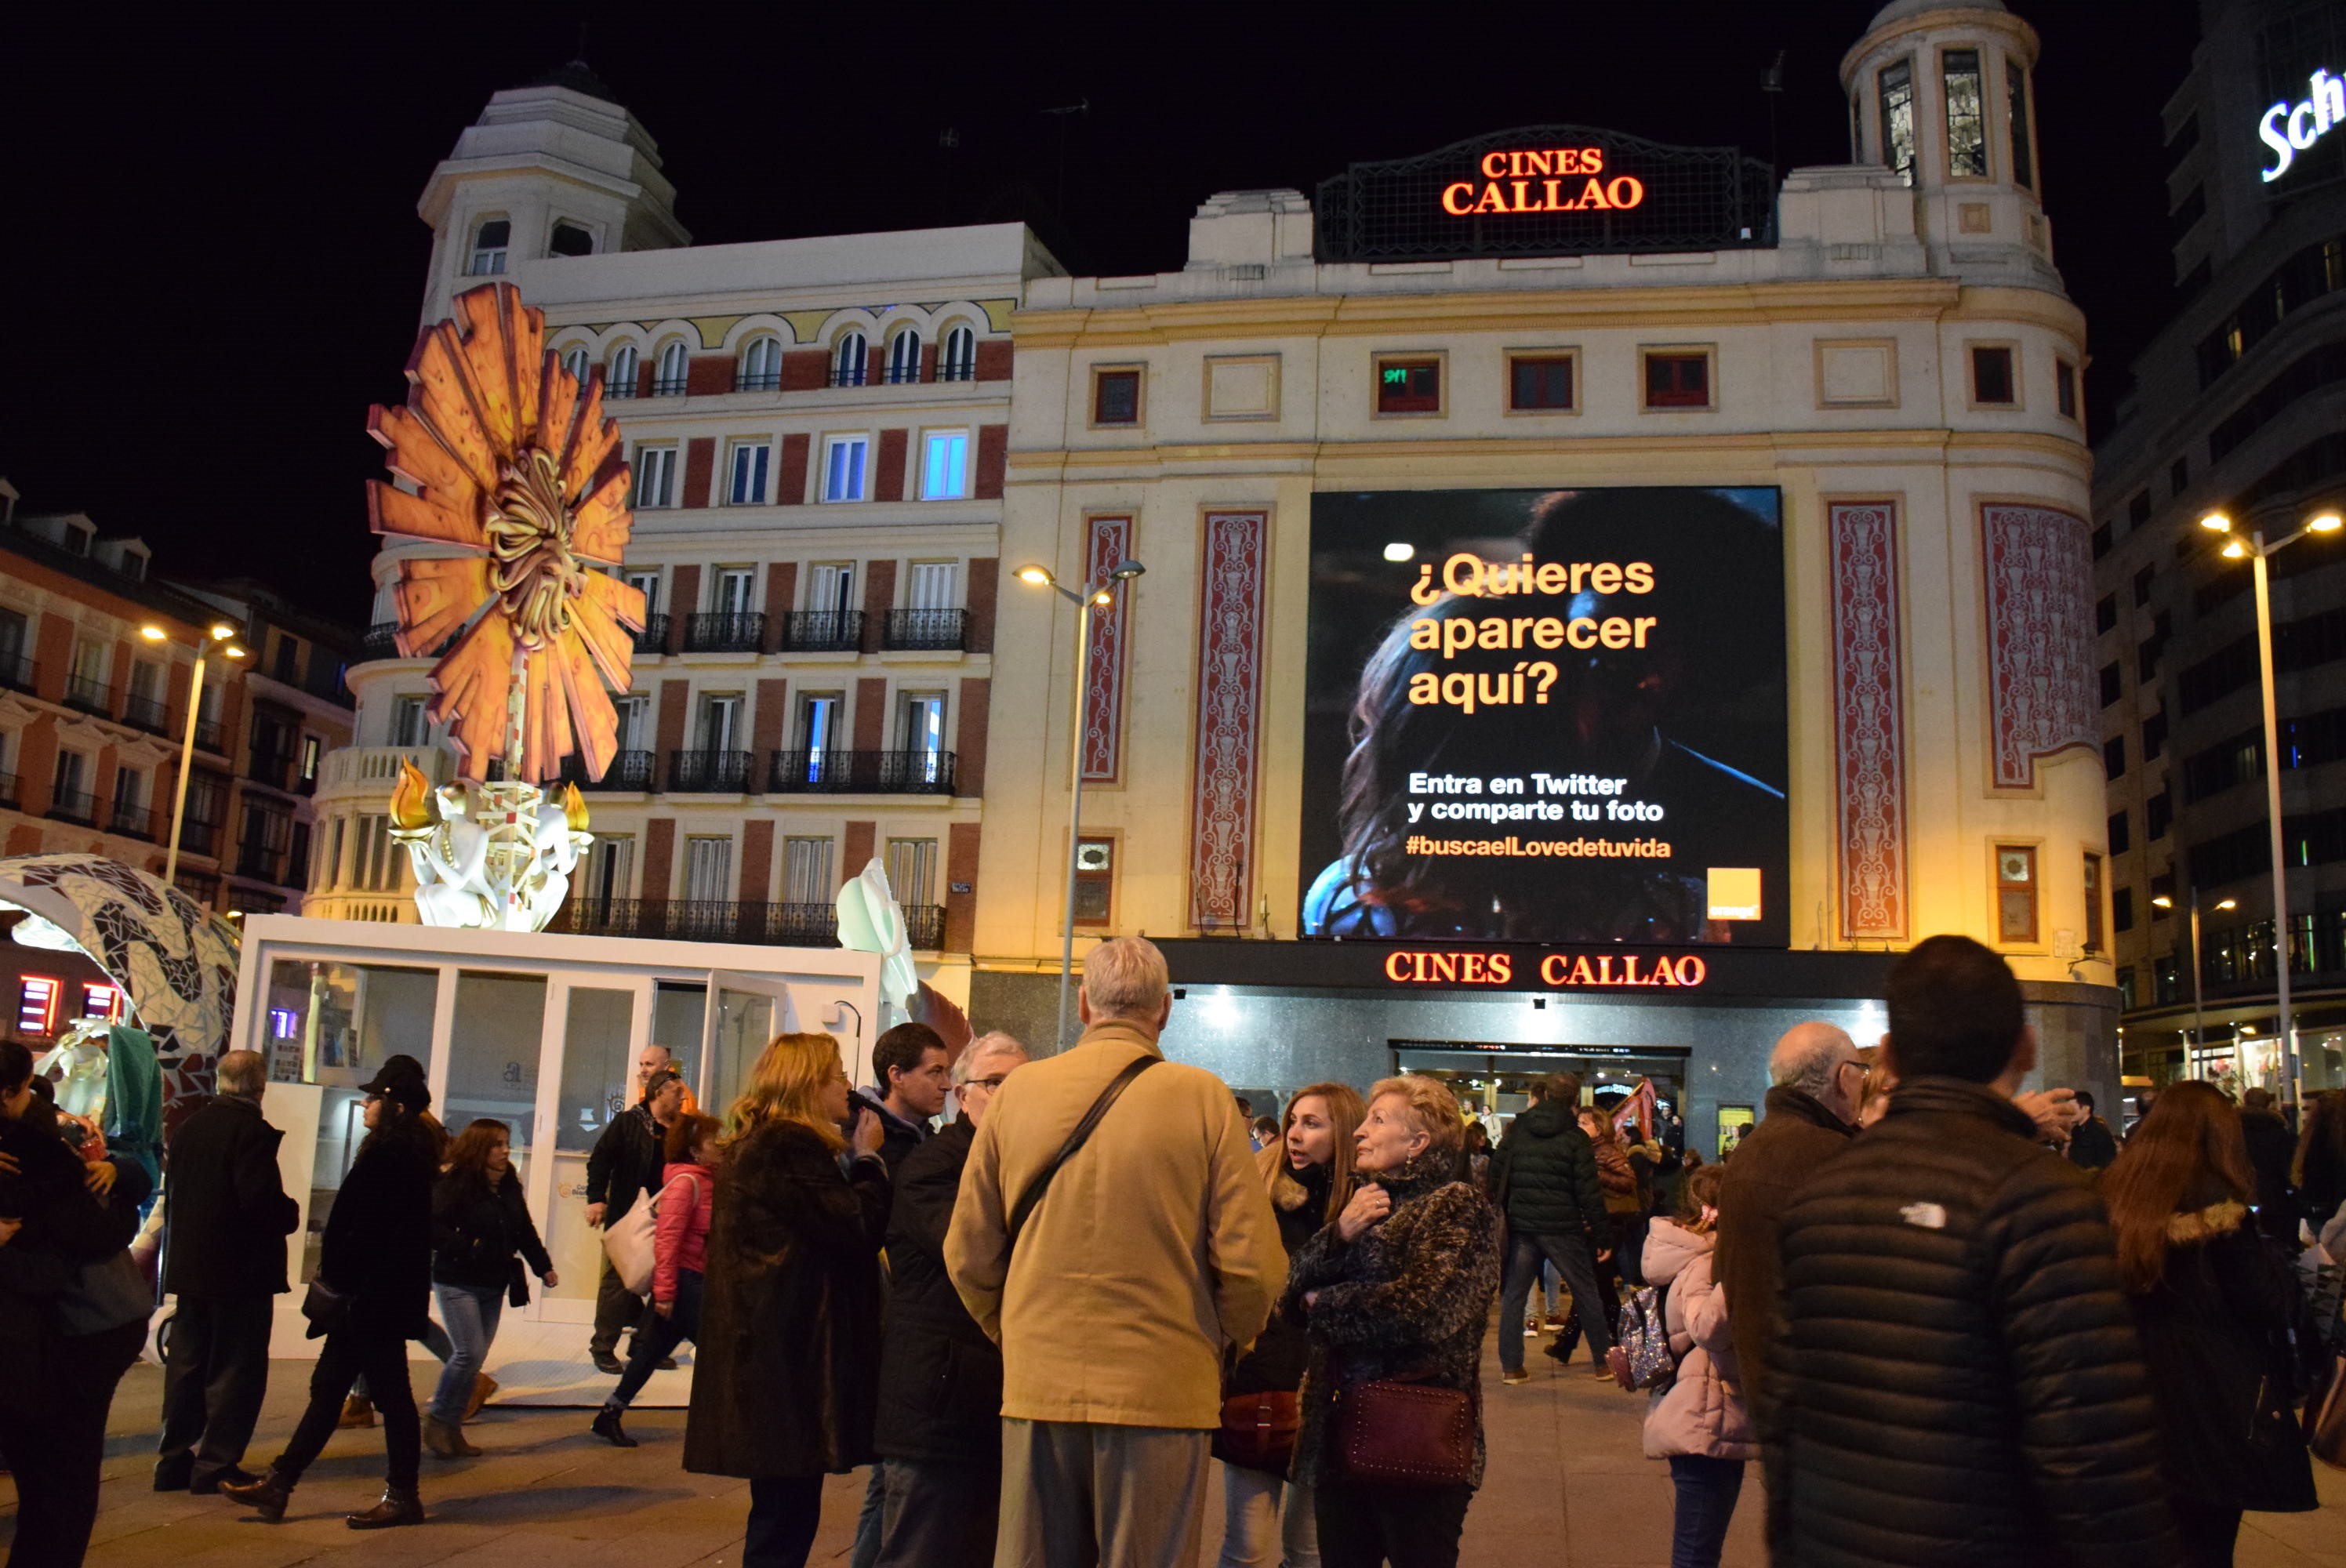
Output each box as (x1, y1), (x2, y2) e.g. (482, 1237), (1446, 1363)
(1215, 1390), (1302, 1472)
(1335, 1371), (1476, 1487)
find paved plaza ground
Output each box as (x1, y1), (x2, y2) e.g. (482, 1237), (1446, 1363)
(33, 1323), (2346, 1566)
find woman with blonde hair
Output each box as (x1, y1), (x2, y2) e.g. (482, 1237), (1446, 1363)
(1282, 1075), (1502, 1566)
(1217, 1083), (1366, 1568)
(684, 1034), (888, 1566)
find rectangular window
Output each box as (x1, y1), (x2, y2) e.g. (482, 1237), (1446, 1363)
(2129, 491), (2152, 528)
(390, 695), (428, 748)
(2114, 889), (2135, 935)
(727, 441), (771, 506)
(714, 568), (755, 615)
(807, 562), (855, 616)
(2056, 358), (2078, 419)
(2108, 809), (2131, 855)
(2104, 735), (2126, 777)
(2143, 710), (2166, 760)
(54, 749), (86, 802)
(1092, 368), (1142, 426)
(1971, 345), (2016, 405)
(1995, 844), (2039, 944)
(2100, 663), (2123, 706)
(615, 695), (648, 752)
(797, 692), (842, 755)
(922, 430), (970, 499)
(1073, 835), (1115, 926)
(683, 837), (732, 904)
(2007, 61), (2036, 190)
(1944, 49), (1988, 176)
(2083, 853), (2104, 952)
(884, 837), (939, 909)
(633, 445), (677, 509)
(2134, 564), (2155, 606)
(1376, 357), (1443, 415)
(783, 836), (835, 906)
(583, 833), (634, 905)
(300, 735), (321, 782)
(823, 437), (868, 503)
(2147, 789), (2173, 840)
(2170, 456), (2190, 494)
(626, 569), (661, 616)
(2093, 522), (2113, 560)
(2096, 594), (2118, 633)
(698, 692), (742, 753)
(1879, 60), (1916, 186)
(1643, 350), (1712, 408)
(1509, 354), (1575, 412)
(906, 561), (959, 611)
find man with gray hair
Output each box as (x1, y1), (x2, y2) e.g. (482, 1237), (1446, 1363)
(947, 938), (1283, 1567)
(154, 1051), (302, 1494)
(1712, 1021), (1863, 1426)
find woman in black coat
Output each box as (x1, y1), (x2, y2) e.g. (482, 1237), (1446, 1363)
(685, 1032), (888, 1568)
(426, 1119), (555, 1458)
(2106, 1080), (2316, 1567)
(221, 1069), (438, 1530)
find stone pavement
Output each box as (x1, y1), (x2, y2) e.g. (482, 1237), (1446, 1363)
(34, 1325), (2346, 1565)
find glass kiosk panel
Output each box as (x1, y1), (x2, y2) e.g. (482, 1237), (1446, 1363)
(442, 971), (548, 1181)
(548, 983), (644, 1307)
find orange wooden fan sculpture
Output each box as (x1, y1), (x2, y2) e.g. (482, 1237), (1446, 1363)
(365, 281), (645, 784)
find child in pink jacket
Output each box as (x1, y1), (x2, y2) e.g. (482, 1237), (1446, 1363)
(1640, 1163), (1753, 1568)
(593, 1112), (719, 1446)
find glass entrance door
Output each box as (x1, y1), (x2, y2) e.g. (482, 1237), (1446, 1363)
(703, 971), (809, 1122)
(539, 978), (650, 1323)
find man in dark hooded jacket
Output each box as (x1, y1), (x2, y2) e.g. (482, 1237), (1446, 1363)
(1491, 1073), (1613, 1383)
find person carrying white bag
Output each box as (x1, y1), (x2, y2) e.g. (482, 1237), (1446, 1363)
(586, 1067), (686, 1372)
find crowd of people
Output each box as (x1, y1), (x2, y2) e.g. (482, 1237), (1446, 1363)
(0, 925), (2337, 1566)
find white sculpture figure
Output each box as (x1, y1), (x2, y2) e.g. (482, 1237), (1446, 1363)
(835, 858), (917, 1031)
(387, 757), (592, 934)
(38, 1018), (110, 1122)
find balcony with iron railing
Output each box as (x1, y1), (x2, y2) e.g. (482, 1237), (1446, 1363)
(194, 718), (226, 754)
(122, 694), (169, 735)
(667, 750), (754, 793)
(605, 376), (640, 400)
(652, 376), (689, 397)
(829, 365), (870, 388)
(247, 750), (297, 792)
(778, 610), (864, 652)
(107, 804), (154, 841)
(552, 898), (844, 946)
(633, 613), (670, 654)
(902, 902), (947, 950)
(559, 750), (656, 792)
(767, 748), (956, 795)
(46, 787), (95, 826)
(361, 622), (399, 659)
(882, 608), (968, 652)
(682, 612), (765, 654)
(0, 656), (34, 695)
(937, 359), (975, 383)
(178, 820), (220, 858)
(63, 674), (111, 715)
(737, 369), (781, 392)
(235, 845), (285, 884)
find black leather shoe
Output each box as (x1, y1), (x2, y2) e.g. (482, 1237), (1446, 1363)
(590, 1349), (623, 1374)
(218, 1468), (292, 1523)
(590, 1407), (637, 1447)
(153, 1459), (193, 1493)
(190, 1465), (258, 1496)
(346, 1485), (423, 1530)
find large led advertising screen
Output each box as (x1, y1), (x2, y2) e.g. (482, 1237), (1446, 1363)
(1299, 488), (1789, 948)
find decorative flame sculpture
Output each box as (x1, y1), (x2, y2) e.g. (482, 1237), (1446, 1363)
(387, 757), (592, 933)
(366, 281), (640, 931)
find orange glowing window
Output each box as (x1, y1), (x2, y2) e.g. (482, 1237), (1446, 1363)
(17, 976), (59, 1036)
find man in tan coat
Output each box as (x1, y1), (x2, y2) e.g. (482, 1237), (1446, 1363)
(946, 937), (1283, 1567)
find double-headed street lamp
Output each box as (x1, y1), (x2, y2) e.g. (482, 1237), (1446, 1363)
(140, 621), (246, 884)
(2196, 506), (2342, 1109)
(1015, 555), (1145, 1049)
(2150, 891), (2236, 1082)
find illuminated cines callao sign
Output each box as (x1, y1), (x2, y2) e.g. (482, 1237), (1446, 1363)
(2260, 67), (2346, 183)
(1440, 147), (1647, 216)
(1381, 949), (1709, 989)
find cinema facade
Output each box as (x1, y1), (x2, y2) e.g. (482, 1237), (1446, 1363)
(967, 0), (2123, 1145)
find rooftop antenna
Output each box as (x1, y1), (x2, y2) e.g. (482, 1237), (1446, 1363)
(1042, 98), (1090, 219)
(1761, 49), (1788, 172)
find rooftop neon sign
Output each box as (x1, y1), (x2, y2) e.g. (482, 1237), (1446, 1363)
(2259, 68), (2345, 183)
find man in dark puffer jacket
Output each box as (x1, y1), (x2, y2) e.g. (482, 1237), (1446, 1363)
(1764, 935), (2177, 1568)
(1491, 1072), (1614, 1381)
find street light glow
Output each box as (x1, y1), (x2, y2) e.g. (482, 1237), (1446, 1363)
(208, 623), (237, 641)
(2311, 513), (2344, 532)
(2223, 539), (2249, 558)
(2199, 511), (2233, 532)
(139, 625), (165, 641)
(1384, 542), (1415, 562)
(2152, 895), (2174, 909)
(2217, 898), (2238, 911)
(1015, 565), (1053, 586)
(223, 645), (248, 659)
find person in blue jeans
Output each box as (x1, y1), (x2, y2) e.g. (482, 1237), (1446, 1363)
(424, 1120), (556, 1459)
(1639, 1163), (1752, 1568)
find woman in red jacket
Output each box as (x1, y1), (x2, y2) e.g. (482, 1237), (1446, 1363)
(591, 1112), (721, 1446)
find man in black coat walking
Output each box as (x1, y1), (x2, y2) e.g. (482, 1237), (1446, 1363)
(1764, 936), (2177, 1567)
(585, 1068), (684, 1373)
(2066, 1089), (2120, 1172)
(869, 1032), (1029, 1567)
(154, 1049), (302, 1494)
(1491, 1072), (1614, 1384)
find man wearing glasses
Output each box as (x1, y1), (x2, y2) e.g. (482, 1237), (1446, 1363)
(1712, 1021), (1862, 1428)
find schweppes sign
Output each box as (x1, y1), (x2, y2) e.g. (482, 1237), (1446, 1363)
(1382, 949), (1708, 989)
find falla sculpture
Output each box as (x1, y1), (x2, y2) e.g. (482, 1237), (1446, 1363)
(365, 281), (642, 931)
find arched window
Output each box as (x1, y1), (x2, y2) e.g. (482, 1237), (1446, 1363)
(739, 336), (782, 392)
(608, 344), (641, 399)
(560, 346), (589, 383)
(887, 329), (923, 384)
(469, 218), (510, 276)
(549, 220), (594, 258)
(940, 325), (976, 383)
(834, 331), (868, 387)
(654, 341), (689, 397)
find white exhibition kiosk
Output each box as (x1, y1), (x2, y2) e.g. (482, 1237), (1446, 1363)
(229, 914), (881, 1396)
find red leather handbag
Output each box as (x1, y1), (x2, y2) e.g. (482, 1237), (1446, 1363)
(1335, 1372), (1476, 1486)
(1215, 1390), (1302, 1473)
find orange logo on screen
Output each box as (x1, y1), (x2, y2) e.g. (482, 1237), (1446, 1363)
(1442, 150), (1647, 217)
(1382, 950), (1707, 988)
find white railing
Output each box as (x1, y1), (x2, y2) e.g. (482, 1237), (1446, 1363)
(317, 745), (452, 796)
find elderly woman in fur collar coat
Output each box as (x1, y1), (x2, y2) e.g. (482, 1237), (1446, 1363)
(1280, 1074), (1500, 1568)
(2104, 1080), (2315, 1568)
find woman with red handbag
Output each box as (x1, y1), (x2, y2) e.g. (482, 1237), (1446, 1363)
(1280, 1076), (1501, 1568)
(1217, 1083), (1364, 1568)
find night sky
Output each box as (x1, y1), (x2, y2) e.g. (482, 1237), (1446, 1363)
(0, 2), (2196, 626)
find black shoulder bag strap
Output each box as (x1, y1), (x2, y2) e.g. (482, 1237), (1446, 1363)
(1005, 1053), (1160, 1253)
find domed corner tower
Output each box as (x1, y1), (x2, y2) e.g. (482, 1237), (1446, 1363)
(413, 60), (690, 328)
(1841, 0), (2059, 292)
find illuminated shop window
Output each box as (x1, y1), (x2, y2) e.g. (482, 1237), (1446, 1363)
(17, 976), (58, 1036)
(1970, 345), (2016, 405)
(1878, 60), (1915, 186)
(1943, 49), (1988, 176)
(1643, 350), (1712, 409)
(1092, 368), (1142, 426)
(80, 983), (120, 1022)
(1509, 355), (1576, 412)
(1996, 844), (2039, 945)
(1376, 358), (1443, 416)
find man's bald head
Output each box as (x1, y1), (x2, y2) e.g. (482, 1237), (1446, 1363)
(1770, 1022), (1862, 1121)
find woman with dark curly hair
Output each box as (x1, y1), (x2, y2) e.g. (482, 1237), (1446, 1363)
(423, 1118), (556, 1459)
(1281, 1074), (1501, 1567)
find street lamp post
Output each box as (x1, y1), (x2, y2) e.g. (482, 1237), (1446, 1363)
(1016, 557), (1144, 1050)
(143, 622), (246, 885)
(2152, 892), (2236, 1080)
(2197, 507), (2342, 1110)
